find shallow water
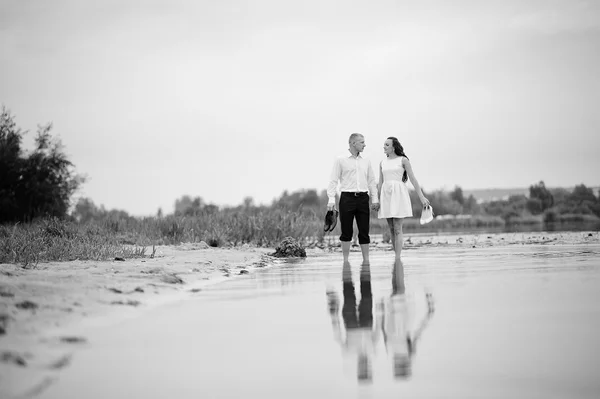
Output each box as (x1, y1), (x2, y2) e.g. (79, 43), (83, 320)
(41, 244), (600, 399)
(397, 221), (600, 236)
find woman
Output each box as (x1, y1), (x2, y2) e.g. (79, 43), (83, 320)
(377, 137), (430, 259)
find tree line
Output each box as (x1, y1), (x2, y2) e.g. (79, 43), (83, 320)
(69, 182), (600, 227)
(2, 105), (599, 226)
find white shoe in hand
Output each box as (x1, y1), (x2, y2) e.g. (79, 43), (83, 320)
(420, 205), (434, 225)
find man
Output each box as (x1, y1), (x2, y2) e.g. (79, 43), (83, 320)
(327, 133), (380, 265)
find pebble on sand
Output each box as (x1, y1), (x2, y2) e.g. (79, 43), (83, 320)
(15, 300), (38, 310)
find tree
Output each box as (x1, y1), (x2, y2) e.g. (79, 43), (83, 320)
(174, 195), (203, 216)
(243, 196), (254, 209)
(203, 204), (219, 215)
(569, 184), (597, 204)
(0, 106), (23, 220)
(568, 184), (600, 217)
(463, 194), (481, 214)
(412, 189), (462, 216)
(526, 198), (543, 215)
(0, 106), (84, 223)
(450, 186), (465, 206)
(273, 189), (323, 213)
(549, 187), (570, 204)
(528, 181), (553, 214)
(72, 197), (101, 223)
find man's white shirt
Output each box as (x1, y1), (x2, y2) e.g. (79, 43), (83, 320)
(327, 152), (379, 206)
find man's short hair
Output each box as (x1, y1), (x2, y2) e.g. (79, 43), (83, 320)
(349, 133), (363, 144)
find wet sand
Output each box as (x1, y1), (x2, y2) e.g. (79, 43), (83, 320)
(4, 231), (596, 399)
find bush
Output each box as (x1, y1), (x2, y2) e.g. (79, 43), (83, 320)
(271, 236), (306, 258)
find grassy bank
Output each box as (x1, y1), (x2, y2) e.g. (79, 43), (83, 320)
(2, 209), (598, 267)
(0, 218), (147, 267)
(0, 210), (323, 266)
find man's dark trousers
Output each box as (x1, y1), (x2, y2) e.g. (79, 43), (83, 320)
(339, 192), (371, 245)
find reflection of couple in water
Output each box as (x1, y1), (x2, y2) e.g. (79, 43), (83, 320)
(326, 260), (434, 382)
(325, 132), (434, 382)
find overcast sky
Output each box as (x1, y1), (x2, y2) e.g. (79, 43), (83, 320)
(1, 0), (599, 216)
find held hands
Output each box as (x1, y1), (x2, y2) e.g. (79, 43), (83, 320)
(329, 203), (381, 211)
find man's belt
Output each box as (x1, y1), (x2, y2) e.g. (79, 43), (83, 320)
(341, 191), (369, 197)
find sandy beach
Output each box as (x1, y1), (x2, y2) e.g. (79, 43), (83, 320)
(1, 230), (599, 398)
(0, 242), (277, 398)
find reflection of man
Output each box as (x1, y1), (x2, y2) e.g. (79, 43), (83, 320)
(327, 264), (381, 382)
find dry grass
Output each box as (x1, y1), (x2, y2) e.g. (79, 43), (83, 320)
(0, 218), (146, 267)
(103, 209), (323, 247)
(0, 209), (322, 266)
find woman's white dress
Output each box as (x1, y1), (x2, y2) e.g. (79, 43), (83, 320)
(378, 157), (413, 219)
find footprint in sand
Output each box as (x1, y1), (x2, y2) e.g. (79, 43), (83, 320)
(59, 336), (87, 344)
(1, 350), (28, 367)
(48, 354), (72, 370)
(0, 313), (13, 335)
(15, 300), (39, 310)
(110, 299), (142, 307)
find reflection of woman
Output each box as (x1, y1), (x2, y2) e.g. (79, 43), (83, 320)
(378, 260), (435, 379)
(377, 137), (430, 260)
(380, 293), (413, 378)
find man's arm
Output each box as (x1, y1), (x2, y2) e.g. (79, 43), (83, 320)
(367, 160), (379, 206)
(327, 158), (341, 209)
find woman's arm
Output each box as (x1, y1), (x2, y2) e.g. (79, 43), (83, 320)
(403, 158), (430, 206)
(408, 293), (435, 355)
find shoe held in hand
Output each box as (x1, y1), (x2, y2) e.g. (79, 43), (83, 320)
(420, 205), (434, 225)
(324, 210), (339, 232)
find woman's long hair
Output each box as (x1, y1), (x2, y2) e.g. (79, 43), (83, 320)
(388, 137), (409, 183)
